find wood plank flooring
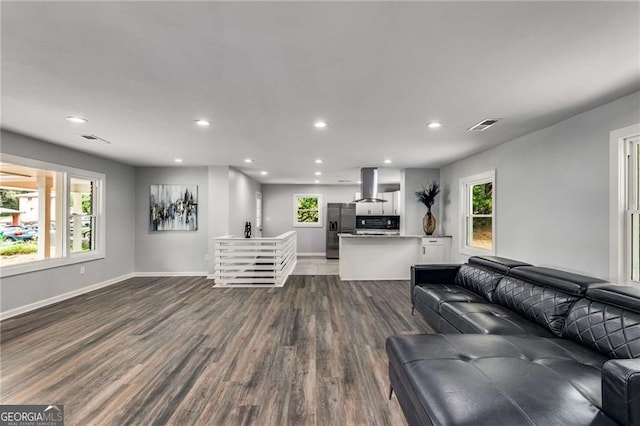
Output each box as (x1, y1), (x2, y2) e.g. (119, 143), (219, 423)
(0, 275), (433, 425)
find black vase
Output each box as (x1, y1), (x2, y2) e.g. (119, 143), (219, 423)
(244, 221), (252, 238)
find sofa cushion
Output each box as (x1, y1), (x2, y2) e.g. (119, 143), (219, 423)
(510, 266), (609, 296)
(440, 302), (553, 336)
(563, 285), (640, 359)
(493, 275), (580, 336)
(413, 297), (460, 333)
(454, 264), (505, 301)
(468, 255), (531, 273)
(414, 284), (486, 313)
(386, 334), (613, 426)
(587, 284), (640, 313)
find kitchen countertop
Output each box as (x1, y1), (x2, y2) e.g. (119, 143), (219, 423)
(339, 234), (422, 238)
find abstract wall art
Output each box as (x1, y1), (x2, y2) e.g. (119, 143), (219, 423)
(149, 184), (198, 231)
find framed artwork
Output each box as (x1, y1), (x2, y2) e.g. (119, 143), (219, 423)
(149, 184), (198, 231)
(293, 193), (323, 227)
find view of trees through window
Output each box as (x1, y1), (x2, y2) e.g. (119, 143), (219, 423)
(470, 182), (493, 250)
(296, 196), (319, 223)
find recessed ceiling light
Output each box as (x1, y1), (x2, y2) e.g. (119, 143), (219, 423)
(315, 171), (322, 176)
(244, 158), (253, 163)
(66, 116), (88, 124)
(384, 159), (392, 164)
(174, 158), (183, 163)
(315, 159), (323, 164)
(314, 121), (328, 129)
(260, 171), (268, 175)
(195, 119), (211, 126)
(357, 180), (362, 184)
(427, 121), (442, 129)
(314, 180), (320, 184)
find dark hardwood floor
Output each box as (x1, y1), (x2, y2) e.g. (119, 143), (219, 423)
(0, 275), (433, 425)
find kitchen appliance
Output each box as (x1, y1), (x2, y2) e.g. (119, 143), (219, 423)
(326, 203), (356, 259)
(355, 215), (400, 235)
(354, 167), (387, 203)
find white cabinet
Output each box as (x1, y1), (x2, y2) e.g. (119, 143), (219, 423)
(392, 191), (401, 215)
(380, 192), (393, 215)
(354, 191), (401, 215)
(354, 192), (383, 215)
(420, 237), (452, 264)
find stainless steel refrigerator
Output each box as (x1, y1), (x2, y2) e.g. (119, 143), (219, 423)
(326, 203), (356, 259)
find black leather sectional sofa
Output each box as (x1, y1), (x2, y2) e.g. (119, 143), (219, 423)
(387, 256), (640, 426)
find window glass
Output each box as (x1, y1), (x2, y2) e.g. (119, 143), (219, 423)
(471, 217), (493, 250)
(297, 197), (319, 223)
(629, 137), (640, 282)
(632, 212), (640, 282)
(472, 182), (493, 215)
(0, 162), (63, 266)
(460, 171), (495, 255)
(256, 192), (262, 230)
(69, 177), (95, 253)
(0, 155), (105, 276)
(636, 145), (640, 210)
(470, 182), (493, 250)
(293, 194), (323, 227)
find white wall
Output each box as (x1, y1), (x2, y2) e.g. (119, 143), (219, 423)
(134, 166), (209, 273)
(228, 167), (262, 238)
(401, 168), (440, 236)
(440, 91), (640, 279)
(0, 130), (136, 313)
(262, 184), (359, 254)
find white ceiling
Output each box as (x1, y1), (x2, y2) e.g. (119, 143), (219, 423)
(2, 1), (639, 184)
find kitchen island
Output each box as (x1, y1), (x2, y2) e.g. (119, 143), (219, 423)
(339, 234), (422, 280)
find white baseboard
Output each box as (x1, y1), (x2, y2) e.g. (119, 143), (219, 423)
(134, 271), (209, 277)
(0, 272), (136, 321)
(297, 252), (326, 257)
(0, 271), (213, 320)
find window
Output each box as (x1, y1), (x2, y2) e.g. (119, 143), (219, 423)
(627, 136), (640, 282)
(293, 194), (323, 227)
(460, 170), (495, 255)
(69, 176), (98, 253)
(0, 154), (105, 277)
(611, 123), (640, 283)
(255, 192), (262, 233)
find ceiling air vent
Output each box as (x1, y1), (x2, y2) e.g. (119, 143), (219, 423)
(468, 118), (501, 132)
(79, 135), (111, 144)
(337, 180), (352, 183)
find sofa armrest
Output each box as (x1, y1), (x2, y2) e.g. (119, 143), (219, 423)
(410, 264), (461, 306)
(602, 358), (640, 426)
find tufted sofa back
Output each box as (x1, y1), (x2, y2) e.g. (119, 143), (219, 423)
(562, 284), (640, 359)
(492, 267), (609, 336)
(453, 256), (531, 301)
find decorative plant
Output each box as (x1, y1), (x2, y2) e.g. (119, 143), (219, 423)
(415, 182), (441, 211)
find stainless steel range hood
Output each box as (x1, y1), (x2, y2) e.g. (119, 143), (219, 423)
(354, 167), (387, 203)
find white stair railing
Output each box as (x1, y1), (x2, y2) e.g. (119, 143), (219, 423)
(212, 231), (297, 287)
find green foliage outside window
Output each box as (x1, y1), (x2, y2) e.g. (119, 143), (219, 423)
(0, 189), (23, 210)
(296, 196), (319, 223)
(472, 183), (492, 214)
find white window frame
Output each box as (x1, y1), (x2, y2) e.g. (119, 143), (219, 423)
(292, 193), (323, 228)
(255, 192), (262, 230)
(68, 172), (104, 255)
(610, 123), (640, 283)
(459, 170), (496, 256)
(0, 153), (106, 278)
